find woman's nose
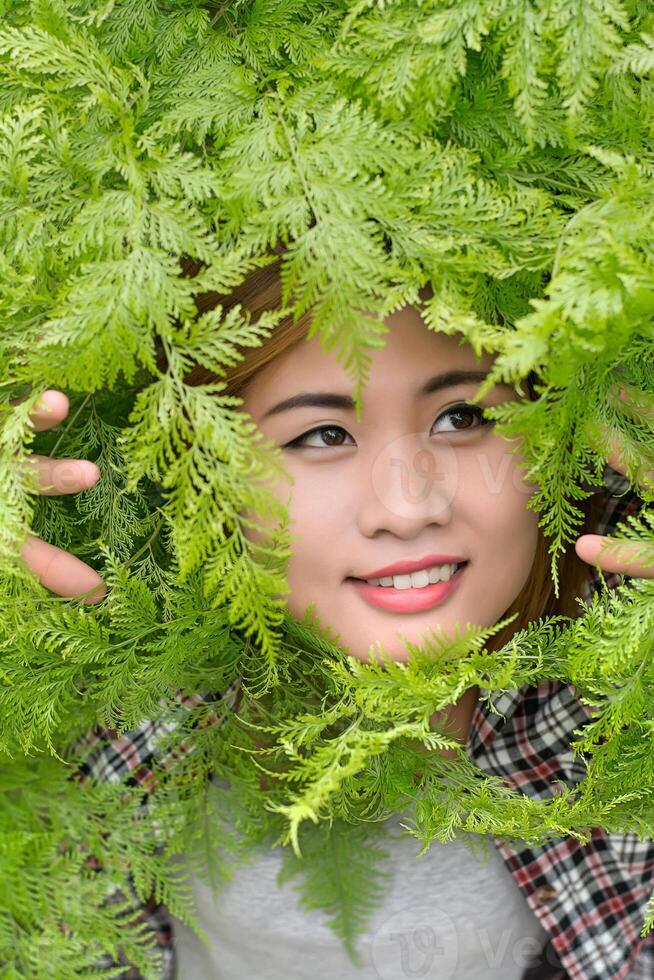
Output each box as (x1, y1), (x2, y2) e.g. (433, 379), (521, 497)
(355, 434), (457, 538)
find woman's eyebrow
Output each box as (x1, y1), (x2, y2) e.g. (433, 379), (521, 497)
(262, 369), (503, 419)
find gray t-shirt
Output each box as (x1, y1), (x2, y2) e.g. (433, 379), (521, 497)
(171, 810), (549, 979)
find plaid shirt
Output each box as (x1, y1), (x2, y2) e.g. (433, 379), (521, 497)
(78, 466), (654, 980)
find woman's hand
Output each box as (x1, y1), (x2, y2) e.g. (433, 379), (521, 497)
(575, 383), (654, 579)
(20, 390), (106, 603)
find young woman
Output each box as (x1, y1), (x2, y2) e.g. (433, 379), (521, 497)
(20, 259), (654, 979)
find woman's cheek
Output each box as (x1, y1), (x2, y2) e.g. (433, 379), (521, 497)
(494, 486), (540, 602)
(240, 464), (334, 613)
(461, 442), (540, 611)
(502, 449), (542, 587)
(239, 472), (294, 550)
(283, 471), (352, 619)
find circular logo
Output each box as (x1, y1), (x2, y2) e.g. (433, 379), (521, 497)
(369, 433), (459, 521)
(370, 903), (459, 980)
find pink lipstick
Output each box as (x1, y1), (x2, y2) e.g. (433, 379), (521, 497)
(353, 554), (466, 580)
(346, 562), (468, 613)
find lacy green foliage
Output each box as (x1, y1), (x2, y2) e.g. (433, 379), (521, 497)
(1, 0), (654, 973)
(277, 819), (393, 964)
(256, 612), (606, 852)
(0, 756), (191, 979)
(259, 574), (654, 853)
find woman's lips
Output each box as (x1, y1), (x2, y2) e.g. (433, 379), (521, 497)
(346, 563), (468, 613)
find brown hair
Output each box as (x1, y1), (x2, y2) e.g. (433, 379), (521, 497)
(179, 255), (605, 650)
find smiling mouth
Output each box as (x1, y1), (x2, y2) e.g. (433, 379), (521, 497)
(344, 561), (469, 614)
(346, 561), (469, 588)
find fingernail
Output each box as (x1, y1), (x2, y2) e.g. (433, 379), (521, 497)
(35, 393), (54, 412)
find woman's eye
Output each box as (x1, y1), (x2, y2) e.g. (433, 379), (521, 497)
(284, 404), (491, 450)
(434, 403), (493, 433)
(285, 425), (354, 449)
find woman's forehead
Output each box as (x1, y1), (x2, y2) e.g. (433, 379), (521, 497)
(250, 307), (495, 399)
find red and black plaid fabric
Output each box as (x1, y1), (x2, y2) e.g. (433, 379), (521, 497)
(78, 466), (654, 979)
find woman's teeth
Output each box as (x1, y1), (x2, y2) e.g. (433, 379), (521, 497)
(364, 563), (462, 589)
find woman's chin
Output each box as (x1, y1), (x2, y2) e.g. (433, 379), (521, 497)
(290, 593), (466, 665)
(345, 626), (458, 665)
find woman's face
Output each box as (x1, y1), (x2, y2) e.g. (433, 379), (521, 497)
(241, 306), (540, 663)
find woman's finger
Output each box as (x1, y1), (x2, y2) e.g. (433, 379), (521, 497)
(27, 456), (100, 496)
(21, 535), (106, 603)
(616, 383), (654, 425)
(587, 418), (654, 489)
(27, 389), (70, 432)
(575, 533), (654, 578)
(594, 383), (654, 486)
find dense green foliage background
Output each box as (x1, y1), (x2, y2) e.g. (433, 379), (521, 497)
(1, 0), (654, 974)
